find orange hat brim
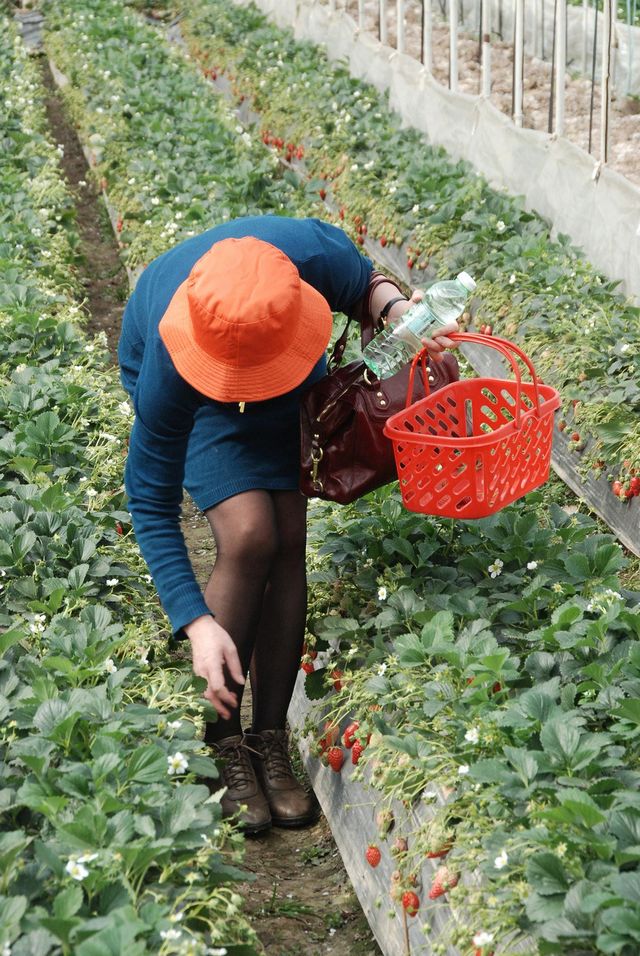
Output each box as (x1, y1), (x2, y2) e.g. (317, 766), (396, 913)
(159, 265), (333, 404)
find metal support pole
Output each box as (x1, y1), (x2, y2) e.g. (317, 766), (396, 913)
(450, 0), (459, 91)
(358, 0), (365, 30)
(423, 0), (433, 71)
(556, 0), (567, 135)
(581, 0), (589, 74)
(601, 0), (613, 163)
(397, 0), (405, 52)
(514, 0), (524, 125)
(481, 0), (492, 97)
(380, 0), (388, 45)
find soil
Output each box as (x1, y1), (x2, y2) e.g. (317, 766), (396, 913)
(39, 58), (129, 357)
(39, 53), (380, 956)
(347, 0), (640, 185)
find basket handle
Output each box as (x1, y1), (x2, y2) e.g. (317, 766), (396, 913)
(407, 332), (544, 429)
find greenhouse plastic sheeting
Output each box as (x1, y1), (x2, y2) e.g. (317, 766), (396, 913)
(243, 0), (640, 303)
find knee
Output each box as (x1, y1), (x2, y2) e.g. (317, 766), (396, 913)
(219, 519), (279, 574)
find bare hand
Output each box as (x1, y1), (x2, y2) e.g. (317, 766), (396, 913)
(184, 615), (245, 719)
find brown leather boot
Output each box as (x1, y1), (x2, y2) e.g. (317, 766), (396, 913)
(210, 734), (271, 835)
(245, 729), (319, 828)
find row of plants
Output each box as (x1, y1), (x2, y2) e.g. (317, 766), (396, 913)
(169, 0), (640, 497)
(0, 17), (257, 956)
(42, 0), (315, 268)
(34, 2), (640, 952)
(303, 489), (640, 955)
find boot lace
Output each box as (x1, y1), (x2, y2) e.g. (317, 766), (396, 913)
(261, 732), (293, 781)
(218, 738), (257, 791)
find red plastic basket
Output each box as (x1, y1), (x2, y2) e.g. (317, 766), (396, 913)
(383, 332), (561, 518)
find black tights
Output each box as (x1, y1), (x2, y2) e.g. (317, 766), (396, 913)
(202, 489), (308, 744)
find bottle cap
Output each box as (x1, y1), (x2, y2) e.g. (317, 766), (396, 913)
(457, 271), (476, 292)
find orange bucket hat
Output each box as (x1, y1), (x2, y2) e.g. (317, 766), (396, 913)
(158, 237), (333, 403)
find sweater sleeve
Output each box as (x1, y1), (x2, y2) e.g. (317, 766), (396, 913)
(125, 335), (210, 635)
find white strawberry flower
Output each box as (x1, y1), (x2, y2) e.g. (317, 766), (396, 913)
(464, 726), (479, 744)
(488, 558), (503, 578)
(167, 720), (182, 731)
(167, 752), (189, 775)
(206, 949), (228, 955)
(159, 928), (182, 941)
(106, 578), (119, 587)
(458, 764), (470, 776)
(494, 849), (509, 869)
(473, 931), (495, 946)
(377, 586), (387, 601)
(509, 273), (516, 284)
(496, 220), (506, 233)
(65, 859), (89, 881)
(104, 659), (117, 674)
(527, 560), (538, 570)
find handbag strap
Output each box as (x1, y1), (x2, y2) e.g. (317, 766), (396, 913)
(328, 271), (407, 371)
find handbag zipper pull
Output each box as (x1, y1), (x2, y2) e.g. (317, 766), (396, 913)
(238, 402), (246, 413)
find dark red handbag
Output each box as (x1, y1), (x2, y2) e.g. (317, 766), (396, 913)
(299, 286), (460, 504)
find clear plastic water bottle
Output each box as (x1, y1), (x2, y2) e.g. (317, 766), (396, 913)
(363, 271), (476, 378)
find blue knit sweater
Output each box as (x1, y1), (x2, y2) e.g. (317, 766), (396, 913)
(118, 216), (372, 634)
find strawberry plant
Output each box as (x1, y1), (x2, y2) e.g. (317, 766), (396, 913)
(0, 16), (258, 954)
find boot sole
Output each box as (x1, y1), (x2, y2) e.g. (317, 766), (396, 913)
(270, 811), (320, 829)
(241, 819), (272, 837)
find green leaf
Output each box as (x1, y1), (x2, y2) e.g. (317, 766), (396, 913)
(53, 884), (83, 920)
(540, 716), (580, 764)
(525, 891), (564, 923)
(613, 699), (640, 726)
(126, 745), (167, 784)
(526, 852), (569, 896)
(303, 666), (329, 701)
(503, 746), (538, 785)
(0, 894), (28, 929)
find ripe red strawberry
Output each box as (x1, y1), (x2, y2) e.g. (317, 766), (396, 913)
(630, 476), (640, 496)
(343, 721), (360, 749)
(351, 740), (364, 765)
(331, 669), (343, 691)
(407, 258), (415, 269)
(326, 746), (344, 772)
(318, 722), (339, 753)
(428, 866), (459, 899)
(492, 681), (502, 694)
(339, 206), (345, 220)
(570, 431), (581, 442)
(300, 661), (314, 674)
(557, 419), (567, 432)
(116, 218), (123, 233)
(319, 188), (327, 200)
(115, 522), (123, 535)
(296, 146), (304, 159)
(356, 235), (364, 245)
(401, 891), (420, 916)
(379, 235), (387, 247)
(612, 480), (623, 498)
(365, 845), (381, 867)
